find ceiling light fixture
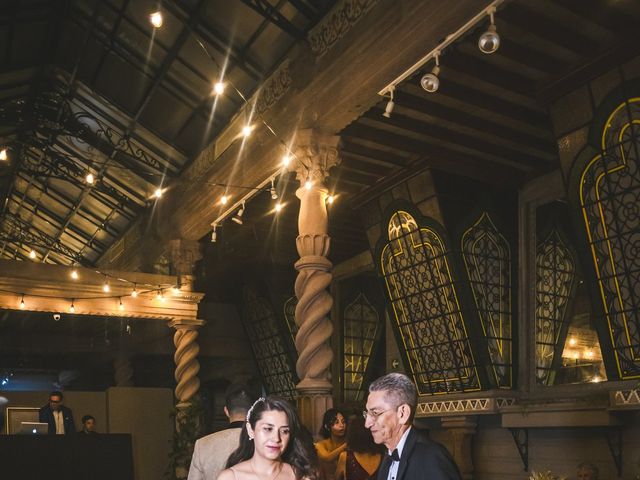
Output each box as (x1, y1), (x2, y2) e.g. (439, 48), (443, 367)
(20, 295), (25, 310)
(171, 286), (180, 295)
(270, 178), (278, 200)
(378, 0), (503, 98)
(103, 278), (110, 293)
(305, 178), (312, 190)
(0, 148), (8, 161)
(242, 125), (253, 137)
(275, 202), (283, 213)
(232, 201), (245, 225)
(211, 223), (218, 242)
(420, 52), (440, 93)
(71, 269), (79, 280)
(154, 188), (163, 198)
(69, 300), (75, 313)
(282, 154), (291, 167)
(478, 6), (500, 54)
(220, 194), (229, 205)
(85, 173), (94, 184)
(119, 298), (125, 311)
(382, 86), (395, 118)
(29, 249), (36, 259)
(150, 11), (163, 28)
(131, 285), (138, 298)
(327, 195), (335, 204)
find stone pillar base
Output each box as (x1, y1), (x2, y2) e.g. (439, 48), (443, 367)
(296, 381), (333, 438)
(441, 415), (477, 480)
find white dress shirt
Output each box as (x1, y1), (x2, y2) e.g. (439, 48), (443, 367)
(387, 427), (412, 480)
(54, 410), (65, 434)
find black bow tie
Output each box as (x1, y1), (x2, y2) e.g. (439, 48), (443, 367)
(388, 449), (400, 462)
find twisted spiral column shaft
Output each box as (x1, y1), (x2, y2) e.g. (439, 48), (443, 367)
(168, 319), (205, 408)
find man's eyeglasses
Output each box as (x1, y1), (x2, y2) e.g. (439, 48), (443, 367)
(362, 409), (391, 420)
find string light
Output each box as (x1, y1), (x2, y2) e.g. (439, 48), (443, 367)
(69, 300), (75, 313)
(119, 298), (125, 311)
(70, 269), (79, 280)
(242, 124), (253, 137)
(305, 178), (312, 190)
(0, 148), (7, 161)
(568, 337), (577, 347)
(154, 188), (163, 198)
(171, 286), (180, 295)
(156, 289), (165, 302)
(29, 249), (36, 259)
(220, 195), (229, 205)
(85, 173), (94, 184)
(20, 295), (25, 309)
(150, 11), (163, 28)
(103, 278), (110, 293)
(275, 202), (283, 213)
(282, 154), (291, 167)
(131, 285), (138, 298)
(327, 194), (335, 204)
(213, 82), (225, 95)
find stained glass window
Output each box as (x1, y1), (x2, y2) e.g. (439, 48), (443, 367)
(574, 96), (640, 380)
(343, 293), (379, 402)
(241, 287), (298, 399)
(535, 229), (576, 385)
(461, 212), (513, 388)
(378, 208), (481, 395)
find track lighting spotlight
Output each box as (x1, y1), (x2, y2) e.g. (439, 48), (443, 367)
(270, 178), (278, 200)
(232, 201), (245, 225)
(383, 86), (395, 118)
(420, 53), (440, 93)
(211, 224), (218, 242)
(478, 7), (500, 54)
(0, 148), (7, 161)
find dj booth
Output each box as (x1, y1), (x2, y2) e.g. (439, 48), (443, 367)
(0, 433), (134, 480)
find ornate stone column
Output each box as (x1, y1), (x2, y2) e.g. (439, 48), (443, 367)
(167, 239), (203, 290)
(168, 318), (206, 408)
(288, 129), (341, 433)
(440, 415), (477, 480)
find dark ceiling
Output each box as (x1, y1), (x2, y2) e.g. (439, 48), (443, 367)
(0, 0), (336, 266)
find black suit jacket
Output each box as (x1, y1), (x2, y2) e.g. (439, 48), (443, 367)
(377, 428), (461, 480)
(39, 404), (75, 435)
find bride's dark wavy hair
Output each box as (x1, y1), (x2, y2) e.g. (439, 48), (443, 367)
(226, 396), (318, 480)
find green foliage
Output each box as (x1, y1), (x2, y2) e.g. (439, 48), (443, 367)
(165, 397), (205, 480)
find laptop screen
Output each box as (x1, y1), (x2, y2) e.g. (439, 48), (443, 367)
(20, 422), (48, 435)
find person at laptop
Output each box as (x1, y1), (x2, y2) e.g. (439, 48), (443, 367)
(79, 414), (97, 434)
(39, 391), (75, 435)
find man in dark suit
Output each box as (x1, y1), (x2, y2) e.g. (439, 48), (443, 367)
(364, 373), (461, 480)
(39, 391), (75, 435)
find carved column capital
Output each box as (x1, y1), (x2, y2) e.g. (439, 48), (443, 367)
(441, 415), (477, 480)
(288, 129), (341, 187)
(167, 239), (203, 290)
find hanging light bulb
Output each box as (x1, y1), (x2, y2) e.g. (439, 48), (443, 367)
(275, 202), (283, 213)
(420, 52), (440, 93)
(69, 300), (75, 313)
(305, 178), (312, 190)
(19, 295), (25, 310)
(270, 178), (278, 200)
(478, 7), (500, 54)
(119, 298), (125, 311)
(131, 285), (138, 298)
(85, 173), (94, 184)
(382, 86), (395, 118)
(70, 269), (79, 280)
(232, 201), (245, 225)
(282, 154), (291, 167)
(103, 278), (110, 293)
(211, 223), (218, 242)
(242, 125), (253, 137)
(154, 188), (163, 198)
(171, 286), (180, 295)
(149, 11), (163, 28)
(220, 195), (229, 205)
(0, 148), (7, 161)
(29, 249), (36, 259)
(327, 194), (335, 204)
(213, 82), (225, 95)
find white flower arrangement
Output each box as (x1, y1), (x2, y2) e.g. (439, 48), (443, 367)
(529, 471), (567, 480)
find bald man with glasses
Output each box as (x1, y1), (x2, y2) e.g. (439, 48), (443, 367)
(364, 373), (461, 480)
